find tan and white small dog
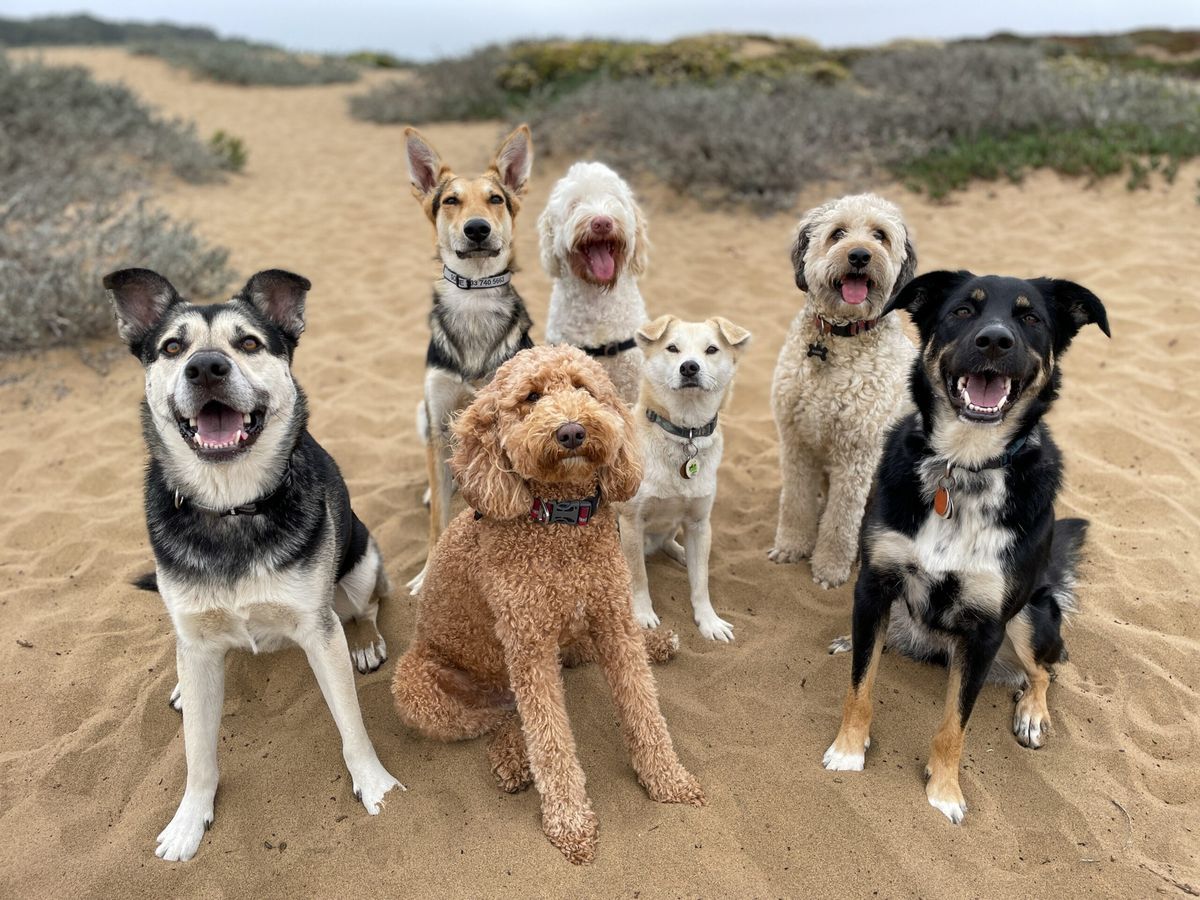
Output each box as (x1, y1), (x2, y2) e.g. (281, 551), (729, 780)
(619, 315), (751, 642)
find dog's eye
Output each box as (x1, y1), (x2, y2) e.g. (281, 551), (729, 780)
(239, 336), (261, 353)
(442, 196), (459, 206)
(873, 229), (887, 244)
(953, 306), (973, 319)
(831, 228), (846, 241)
(1022, 313), (1040, 326)
(489, 195), (504, 205)
(161, 338), (182, 356)
(666, 344), (679, 353)
(705, 345), (719, 355)
(526, 391), (541, 403)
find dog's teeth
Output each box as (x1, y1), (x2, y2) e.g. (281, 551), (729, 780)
(193, 433), (202, 445)
(242, 413), (252, 425)
(189, 418), (197, 428)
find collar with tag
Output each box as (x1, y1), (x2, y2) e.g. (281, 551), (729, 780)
(173, 462), (293, 518)
(813, 312), (879, 337)
(932, 434), (1029, 520)
(581, 337), (637, 358)
(645, 408), (718, 440)
(442, 264), (512, 290)
(472, 489), (602, 525)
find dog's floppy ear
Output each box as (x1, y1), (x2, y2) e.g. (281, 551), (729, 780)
(628, 199), (650, 277)
(104, 268), (181, 354)
(492, 124), (533, 196)
(450, 381), (532, 520)
(1029, 278), (1111, 352)
(242, 269), (310, 343)
(790, 215), (816, 292)
(636, 314), (677, 347)
(536, 202), (564, 278)
(405, 127), (448, 200)
(891, 228), (918, 299)
(709, 317), (752, 353)
(882, 269), (970, 340)
(587, 370), (643, 503)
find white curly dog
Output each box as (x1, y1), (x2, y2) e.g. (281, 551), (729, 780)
(539, 161), (650, 404)
(770, 194), (917, 588)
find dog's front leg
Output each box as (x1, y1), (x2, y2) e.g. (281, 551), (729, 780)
(300, 610), (402, 814)
(682, 507), (733, 642)
(810, 457), (874, 588)
(769, 440), (823, 564)
(618, 507), (657, 628)
(155, 640), (225, 861)
(505, 642), (596, 864)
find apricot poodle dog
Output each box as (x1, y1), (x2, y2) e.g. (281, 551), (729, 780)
(391, 345), (705, 865)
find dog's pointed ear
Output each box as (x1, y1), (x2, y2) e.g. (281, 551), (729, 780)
(636, 314), (677, 347)
(1030, 278), (1111, 352)
(629, 199), (650, 277)
(242, 270), (310, 342)
(891, 228), (918, 299)
(709, 317), (751, 352)
(882, 269), (970, 339)
(405, 127), (448, 200)
(450, 381), (532, 520)
(790, 214), (816, 292)
(492, 124), (533, 196)
(536, 203), (564, 277)
(104, 268), (181, 353)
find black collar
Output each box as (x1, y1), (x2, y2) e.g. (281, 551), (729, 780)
(473, 488), (601, 525)
(942, 433), (1030, 473)
(645, 408), (718, 440)
(173, 462), (293, 517)
(442, 265), (512, 290)
(813, 312), (879, 337)
(581, 337), (637, 358)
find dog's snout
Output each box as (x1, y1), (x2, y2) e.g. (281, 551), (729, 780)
(184, 351), (232, 387)
(556, 422), (587, 450)
(680, 359), (701, 378)
(974, 322), (1016, 357)
(848, 247), (871, 268)
(590, 215), (613, 235)
(463, 218), (491, 243)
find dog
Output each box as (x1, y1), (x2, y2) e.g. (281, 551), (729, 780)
(105, 268), (402, 861)
(390, 345), (704, 865)
(769, 193), (917, 588)
(405, 124), (535, 593)
(822, 269), (1109, 825)
(619, 315), (751, 642)
(539, 161), (651, 404)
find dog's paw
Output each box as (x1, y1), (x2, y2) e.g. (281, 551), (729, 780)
(1012, 689), (1051, 749)
(406, 566), (427, 597)
(661, 539), (687, 567)
(351, 760), (404, 815)
(810, 554), (852, 589)
(695, 612), (734, 643)
(633, 605), (660, 630)
(924, 767), (967, 824)
(767, 545), (807, 565)
(490, 752), (533, 794)
(155, 796), (213, 862)
(822, 734), (869, 771)
(348, 633), (388, 675)
(643, 765), (706, 807)
(642, 629), (680, 665)
(827, 635), (852, 655)
(543, 806), (599, 865)
(168, 682), (183, 712)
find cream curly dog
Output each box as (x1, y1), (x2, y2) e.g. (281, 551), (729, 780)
(391, 345), (704, 865)
(539, 162), (650, 404)
(770, 194), (917, 588)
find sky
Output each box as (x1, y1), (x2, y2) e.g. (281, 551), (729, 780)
(5, 1), (1199, 60)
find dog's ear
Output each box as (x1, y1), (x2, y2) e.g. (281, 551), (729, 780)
(882, 269), (970, 340)
(450, 383), (532, 520)
(536, 202), (564, 277)
(592, 375), (643, 504)
(636, 314), (677, 347)
(790, 215), (816, 292)
(709, 317), (752, 353)
(628, 200), (650, 277)
(1029, 278), (1111, 352)
(492, 124), (533, 196)
(891, 228), (918, 299)
(242, 270), (310, 342)
(104, 268), (181, 353)
(405, 127), (448, 200)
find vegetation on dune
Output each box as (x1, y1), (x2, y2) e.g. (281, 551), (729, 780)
(0, 12), (216, 46)
(132, 40), (361, 86)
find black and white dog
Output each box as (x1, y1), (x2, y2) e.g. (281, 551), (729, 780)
(822, 270), (1109, 824)
(106, 268), (401, 861)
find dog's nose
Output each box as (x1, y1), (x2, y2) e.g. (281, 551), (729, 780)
(680, 360), (701, 378)
(848, 247), (871, 268)
(184, 352), (231, 387)
(556, 422), (586, 450)
(590, 216), (613, 235)
(463, 218), (491, 243)
(974, 322), (1016, 357)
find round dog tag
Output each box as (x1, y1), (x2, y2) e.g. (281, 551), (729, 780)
(681, 457), (700, 479)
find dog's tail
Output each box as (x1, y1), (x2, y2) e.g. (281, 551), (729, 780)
(1045, 517), (1088, 621)
(132, 571), (158, 593)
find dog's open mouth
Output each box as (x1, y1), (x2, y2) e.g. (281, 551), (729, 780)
(572, 239), (622, 285)
(947, 371), (1019, 423)
(177, 400), (265, 455)
(456, 248), (500, 259)
(836, 273), (872, 305)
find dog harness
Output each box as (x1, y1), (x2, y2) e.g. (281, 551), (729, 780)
(807, 313), (880, 361)
(473, 489), (602, 525)
(580, 337), (637, 358)
(172, 463), (293, 518)
(645, 408), (718, 480)
(932, 434), (1029, 520)
(442, 265), (512, 290)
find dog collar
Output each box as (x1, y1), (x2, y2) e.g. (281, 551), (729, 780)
(472, 489), (602, 525)
(173, 463), (293, 518)
(442, 265), (512, 290)
(645, 408), (718, 440)
(813, 313), (879, 337)
(581, 337), (637, 358)
(932, 434), (1029, 520)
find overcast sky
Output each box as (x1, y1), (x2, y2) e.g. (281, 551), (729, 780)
(6, 1), (1199, 60)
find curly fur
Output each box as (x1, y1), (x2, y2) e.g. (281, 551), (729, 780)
(770, 194), (918, 588)
(391, 345), (704, 865)
(539, 162), (650, 404)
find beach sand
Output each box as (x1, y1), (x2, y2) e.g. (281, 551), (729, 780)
(1, 47), (1197, 898)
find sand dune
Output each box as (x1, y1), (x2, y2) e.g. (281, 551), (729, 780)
(1, 47), (1197, 898)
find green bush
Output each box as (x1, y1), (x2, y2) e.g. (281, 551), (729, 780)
(0, 13), (216, 46)
(345, 50), (412, 69)
(209, 130), (248, 172)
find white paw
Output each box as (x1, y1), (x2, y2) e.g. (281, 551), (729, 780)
(827, 635), (852, 654)
(634, 606), (660, 629)
(696, 613), (734, 643)
(1012, 692), (1050, 749)
(168, 682), (183, 712)
(406, 565), (427, 597)
(767, 546), (807, 564)
(822, 737), (869, 771)
(927, 792), (967, 824)
(352, 760), (404, 815)
(155, 796), (213, 861)
(811, 558), (851, 589)
(350, 636), (388, 675)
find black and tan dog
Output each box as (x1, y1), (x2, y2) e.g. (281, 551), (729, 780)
(822, 269), (1109, 824)
(404, 124), (535, 594)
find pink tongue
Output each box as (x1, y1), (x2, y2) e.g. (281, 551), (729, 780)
(966, 373), (1007, 407)
(840, 278), (869, 305)
(196, 403), (242, 444)
(587, 244), (615, 282)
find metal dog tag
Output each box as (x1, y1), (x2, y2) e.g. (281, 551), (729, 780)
(681, 456), (700, 479)
(934, 464), (955, 520)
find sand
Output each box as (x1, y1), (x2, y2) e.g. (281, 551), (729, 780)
(1, 47), (1197, 899)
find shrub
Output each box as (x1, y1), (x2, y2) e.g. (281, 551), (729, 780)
(133, 40), (360, 86)
(349, 45), (514, 124)
(345, 50), (412, 69)
(0, 13), (216, 46)
(209, 130), (248, 172)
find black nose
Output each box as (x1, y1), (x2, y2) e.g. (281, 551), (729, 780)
(463, 218), (491, 243)
(184, 352), (231, 387)
(680, 360), (701, 378)
(974, 322), (1015, 358)
(848, 247), (871, 268)
(556, 422), (586, 450)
